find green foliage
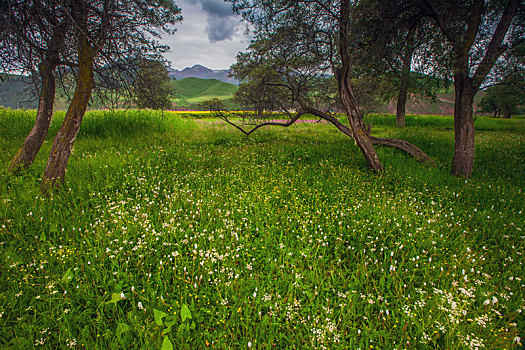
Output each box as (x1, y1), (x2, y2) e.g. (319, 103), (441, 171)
(133, 60), (175, 110)
(480, 76), (525, 118)
(351, 76), (395, 115)
(403, 72), (450, 99)
(0, 110), (524, 348)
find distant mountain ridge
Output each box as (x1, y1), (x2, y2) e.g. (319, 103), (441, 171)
(168, 64), (239, 85)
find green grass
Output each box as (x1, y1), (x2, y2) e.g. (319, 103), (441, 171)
(0, 110), (524, 349)
(172, 78), (238, 104)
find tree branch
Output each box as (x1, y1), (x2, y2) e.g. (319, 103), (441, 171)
(472, 0), (520, 89)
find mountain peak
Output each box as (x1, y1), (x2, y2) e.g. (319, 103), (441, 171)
(169, 65), (239, 85)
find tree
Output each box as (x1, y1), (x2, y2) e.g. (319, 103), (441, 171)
(133, 59), (175, 111)
(1, 0), (182, 192)
(387, 17), (450, 127)
(1, 1), (71, 173)
(480, 41), (525, 118)
(479, 76), (525, 118)
(225, 0), (434, 172)
(41, 0), (181, 192)
(422, 0), (524, 177)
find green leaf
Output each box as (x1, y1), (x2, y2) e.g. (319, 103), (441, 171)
(161, 336), (173, 350)
(39, 232), (46, 242)
(115, 280), (124, 290)
(116, 322), (131, 338)
(153, 309), (168, 326)
(106, 292), (124, 305)
(164, 316), (177, 332)
(61, 268), (74, 285)
(181, 304), (192, 322)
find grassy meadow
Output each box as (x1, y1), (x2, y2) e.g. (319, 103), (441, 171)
(171, 78), (238, 108)
(0, 109), (524, 349)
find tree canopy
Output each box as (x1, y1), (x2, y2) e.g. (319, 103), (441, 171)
(223, 0), (436, 171)
(133, 59), (175, 110)
(225, 0), (524, 177)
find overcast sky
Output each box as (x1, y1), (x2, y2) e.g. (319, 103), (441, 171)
(159, 0), (251, 70)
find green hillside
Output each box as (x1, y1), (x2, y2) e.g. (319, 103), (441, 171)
(172, 77), (238, 104)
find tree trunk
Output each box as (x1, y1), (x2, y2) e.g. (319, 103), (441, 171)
(339, 70), (384, 171)
(396, 45), (413, 128)
(301, 106), (435, 166)
(41, 36), (94, 193)
(502, 106), (511, 119)
(451, 74), (475, 177)
(8, 21), (67, 174)
(8, 61), (56, 173)
(338, 0), (383, 171)
(396, 83), (408, 128)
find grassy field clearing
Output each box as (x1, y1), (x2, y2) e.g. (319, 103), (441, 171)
(0, 109), (524, 349)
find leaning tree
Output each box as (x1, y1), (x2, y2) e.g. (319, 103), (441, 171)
(422, 0), (524, 177)
(219, 0), (434, 172)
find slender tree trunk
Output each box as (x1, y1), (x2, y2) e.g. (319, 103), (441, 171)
(396, 45), (414, 128)
(502, 106), (511, 119)
(41, 35), (94, 193)
(451, 74), (475, 177)
(8, 22), (66, 174)
(8, 61), (56, 173)
(396, 84), (408, 128)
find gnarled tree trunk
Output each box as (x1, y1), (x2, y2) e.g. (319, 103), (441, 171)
(338, 65), (384, 171)
(302, 107), (435, 166)
(370, 136), (435, 165)
(41, 35), (94, 193)
(338, 0), (383, 172)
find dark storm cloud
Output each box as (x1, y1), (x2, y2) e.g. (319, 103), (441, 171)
(188, 0), (240, 42)
(206, 14), (239, 42)
(159, 0), (250, 69)
(199, 0), (233, 17)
